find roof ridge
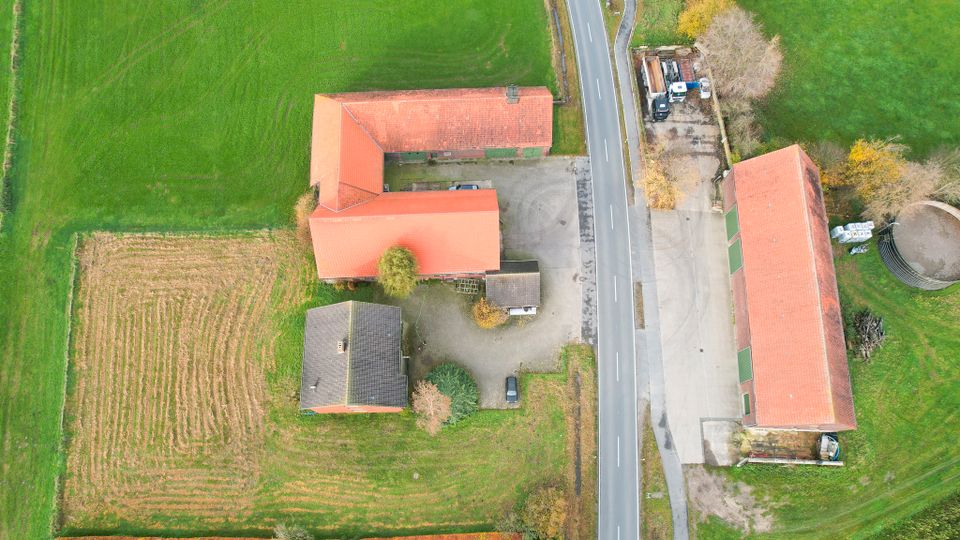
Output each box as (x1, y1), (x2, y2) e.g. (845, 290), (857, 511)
(335, 88), (552, 107)
(794, 146), (837, 422)
(344, 301), (356, 405)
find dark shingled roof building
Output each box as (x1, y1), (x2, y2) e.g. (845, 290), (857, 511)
(485, 260), (541, 313)
(300, 301), (408, 414)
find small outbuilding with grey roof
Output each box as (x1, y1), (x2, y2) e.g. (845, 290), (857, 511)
(485, 260), (541, 315)
(300, 301), (408, 414)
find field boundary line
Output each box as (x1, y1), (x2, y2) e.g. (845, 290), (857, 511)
(51, 232), (82, 536)
(0, 0), (22, 231)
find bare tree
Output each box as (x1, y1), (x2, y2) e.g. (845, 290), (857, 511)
(862, 159), (940, 224)
(412, 380), (452, 436)
(721, 98), (761, 157)
(804, 140), (847, 187)
(698, 7), (783, 100)
(293, 191), (316, 248)
(928, 147), (960, 205)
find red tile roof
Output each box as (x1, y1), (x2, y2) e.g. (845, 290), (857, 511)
(324, 87), (554, 153)
(730, 145), (856, 431)
(307, 87), (552, 279)
(309, 190), (501, 279)
(311, 97), (384, 211)
(310, 87), (554, 200)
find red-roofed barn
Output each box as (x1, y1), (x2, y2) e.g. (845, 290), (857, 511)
(722, 145), (856, 432)
(308, 87), (553, 280)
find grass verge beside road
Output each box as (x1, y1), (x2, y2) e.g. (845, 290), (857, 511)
(715, 246), (960, 538)
(640, 409), (673, 540)
(551, 0), (587, 155)
(0, 1), (565, 536)
(562, 345), (599, 539)
(740, 0), (960, 157)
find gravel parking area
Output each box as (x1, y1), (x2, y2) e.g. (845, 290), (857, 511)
(395, 158), (585, 408)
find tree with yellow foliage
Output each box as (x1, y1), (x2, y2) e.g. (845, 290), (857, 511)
(843, 138), (907, 201)
(522, 485), (568, 539)
(472, 298), (508, 329)
(678, 0), (733, 39)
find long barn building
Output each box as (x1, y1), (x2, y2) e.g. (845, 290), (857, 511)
(722, 145), (857, 432)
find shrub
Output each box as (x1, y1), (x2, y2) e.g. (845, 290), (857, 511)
(928, 147), (960, 205)
(412, 380), (452, 435)
(425, 363), (479, 424)
(698, 6), (782, 100)
(293, 191), (316, 248)
(473, 297), (508, 329)
(643, 144), (679, 210)
(843, 138), (907, 196)
(521, 485), (568, 539)
(377, 246), (418, 298)
(722, 98), (761, 158)
(274, 524), (314, 540)
(678, 0), (732, 39)
(804, 140), (847, 188)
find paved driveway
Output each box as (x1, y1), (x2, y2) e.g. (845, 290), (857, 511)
(646, 99), (742, 465)
(398, 158), (583, 408)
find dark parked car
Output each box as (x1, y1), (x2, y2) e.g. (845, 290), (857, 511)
(448, 184), (480, 190)
(505, 375), (519, 403)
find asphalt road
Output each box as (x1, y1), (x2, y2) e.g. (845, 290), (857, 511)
(565, 1), (640, 538)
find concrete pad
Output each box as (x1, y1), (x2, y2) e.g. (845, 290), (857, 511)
(644, 97), (742, 464)
(397, 158), (583, 408)
(701, 420), (741, 466)
(652, 209), (741, 464)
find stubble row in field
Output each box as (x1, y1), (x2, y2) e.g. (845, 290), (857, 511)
(63, 232), (307, 528)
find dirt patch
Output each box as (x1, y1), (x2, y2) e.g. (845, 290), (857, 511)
(634, 282), (645, 328)
(741, 429), (820, 460)
(61, 232), (307, 529)
(685, 465), (773, 534)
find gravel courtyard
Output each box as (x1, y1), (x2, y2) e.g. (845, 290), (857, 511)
(392, 158), (586, 408)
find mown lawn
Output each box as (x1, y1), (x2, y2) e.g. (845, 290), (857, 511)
(0, 1), (567, 537)
(712, 247), (960, 538)
(740, 0), (960, 157)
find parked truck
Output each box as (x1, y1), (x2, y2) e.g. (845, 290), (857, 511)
(641, 55), (670, 121)
(661, 59), (688, 103)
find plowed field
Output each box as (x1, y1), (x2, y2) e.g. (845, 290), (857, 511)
(62, 232), (308, 528)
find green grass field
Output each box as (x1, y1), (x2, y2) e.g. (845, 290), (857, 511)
(740, 0), (960, 157)
(631, 0), (690, 47)
(0, 1), (571, 537)
(0, 0), (15, 220)
(712, 247), (960, 538)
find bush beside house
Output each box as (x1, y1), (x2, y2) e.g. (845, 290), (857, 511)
(425, 363), (479, 425)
